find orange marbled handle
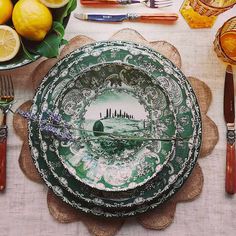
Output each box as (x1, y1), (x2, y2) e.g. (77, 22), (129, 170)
(226, 143), (235, 194)
(80, 0), (119, 6)
(137, 13), (178, 22)
(0, 133), (7, 192)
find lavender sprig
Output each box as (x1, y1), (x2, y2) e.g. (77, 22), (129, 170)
(16, 109), (192, 143)
(17, 109), (75, 142)
(39, 122), (75, 141)
(16, 109), (38, 121)
(47, 111), (62, 123)
(46, 110), (70, 129)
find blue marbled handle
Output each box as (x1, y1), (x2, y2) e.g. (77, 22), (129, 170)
(87, 14), (127, 22)
(118, 0), (141, 4)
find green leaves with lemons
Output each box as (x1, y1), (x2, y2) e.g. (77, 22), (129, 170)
(22, 0), (77, 59)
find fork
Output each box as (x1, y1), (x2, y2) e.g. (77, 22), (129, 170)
(0, 75), (14, 192)
(80, 0), (173, 8)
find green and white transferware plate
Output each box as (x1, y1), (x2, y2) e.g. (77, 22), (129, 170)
(28, 41), (202, 216)
(48, 63), (177, 191)
(30, 42), (201, 206)
(37, 42), (198, 195)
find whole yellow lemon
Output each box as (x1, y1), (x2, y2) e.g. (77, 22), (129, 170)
(12, 0), (53, 41)
(0, 0), (13, 24)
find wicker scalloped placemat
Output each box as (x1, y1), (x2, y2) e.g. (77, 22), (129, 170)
(13, 28), (219, 236)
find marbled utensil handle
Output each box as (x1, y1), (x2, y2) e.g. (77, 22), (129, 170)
(134, 13), (178, 22)
(80, 0), (121, 6)
(0, 115), (7, 192)
(80, 0), (141, 6)
(225, 143), (235, 194)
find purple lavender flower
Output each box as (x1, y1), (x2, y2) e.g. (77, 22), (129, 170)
(39, 121), (75, 142)
(17, 109), (75, 142)
(16, 109), (37, 121)
(44, 111), (70, 129)
(57, 128), (74, 141)
(47, 111), (62, 124)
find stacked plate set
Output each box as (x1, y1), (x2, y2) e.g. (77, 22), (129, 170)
(28, 41), (202, 217)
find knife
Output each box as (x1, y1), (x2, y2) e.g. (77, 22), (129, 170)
(74, 13), (178, 23)
(224, 64), (235, 194)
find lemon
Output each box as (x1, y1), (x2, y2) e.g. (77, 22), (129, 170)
(0, 25), (20, 62)
(0, 0), (13, 24)
(40, 0), (69, 8)
(12, 0), (53, 41)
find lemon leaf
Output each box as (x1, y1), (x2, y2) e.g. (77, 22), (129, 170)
(34, 22), (65, 58)
(35, 33), (61, 57)
(53, 0), (77, 24)
(20, 38), (36, 61)
(61, 38), (68, 45)
(53, 21), (65, 38)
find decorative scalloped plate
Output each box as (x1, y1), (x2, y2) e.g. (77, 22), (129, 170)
(36, 58), (199, 208)
(13, 29), (219, 235)
(27, 40), (202, 217)
(41, 63), (177, 191)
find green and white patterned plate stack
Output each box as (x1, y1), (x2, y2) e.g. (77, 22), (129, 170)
(28, 41), (202, 218)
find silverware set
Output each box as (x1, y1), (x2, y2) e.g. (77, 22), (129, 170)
(76, 0), (175, 23)
(80, 0), (173, 8)
(0, 75), (14, 191)
(75, 12), (178, 23)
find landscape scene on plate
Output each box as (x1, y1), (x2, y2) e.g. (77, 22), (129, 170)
(81, 90), (150, 155)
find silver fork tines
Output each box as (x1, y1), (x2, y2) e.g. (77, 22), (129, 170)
(0, 76), (14, 96)
(118, 0), (172, 8)
(0, 75), (14, 111)
(145, 0), (172, 8)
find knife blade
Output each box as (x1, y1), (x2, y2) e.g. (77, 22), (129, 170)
(224, 64), (235, 194)
(74, 13), (178, 23)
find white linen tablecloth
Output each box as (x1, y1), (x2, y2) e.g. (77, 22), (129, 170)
(0, 1), (236, 235)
